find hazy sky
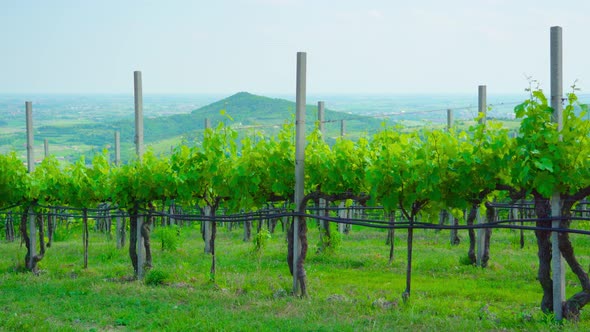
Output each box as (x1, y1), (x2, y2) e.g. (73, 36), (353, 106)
(1, 0), (589, 94)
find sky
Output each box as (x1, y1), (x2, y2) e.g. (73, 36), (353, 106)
(1, 0), (589, 95)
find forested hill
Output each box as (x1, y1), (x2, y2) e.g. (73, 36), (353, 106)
(189, 92), (385, 138)
(30, 92), (386, 162)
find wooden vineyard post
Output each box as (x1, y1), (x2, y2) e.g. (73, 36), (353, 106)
(25, 101), (36, 270)
(293, 51), (306, 295)
(550, 25), (565, 320)
(476, 85), (486, 267)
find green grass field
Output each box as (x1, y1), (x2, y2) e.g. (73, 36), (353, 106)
(0, 221), (588, 331)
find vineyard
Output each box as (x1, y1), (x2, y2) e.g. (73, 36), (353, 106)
(3, 81), (590, 328)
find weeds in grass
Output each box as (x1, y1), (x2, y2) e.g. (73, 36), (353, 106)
(252, 228), (271, 255)
(145, 269), (169, 286)
(153, 225), (180, 251)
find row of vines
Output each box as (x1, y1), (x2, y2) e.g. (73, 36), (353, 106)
(2, 90), (590, 319)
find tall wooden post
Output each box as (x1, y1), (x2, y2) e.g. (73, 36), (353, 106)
(25, 101), (36, 269)
(550, 25), (565, 320)
(340, 119), (346, 138)
(293, 52), (306, 294)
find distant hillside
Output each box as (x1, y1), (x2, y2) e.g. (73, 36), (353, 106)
(28, 92), (388, 160)
(188, 92), (386, 138)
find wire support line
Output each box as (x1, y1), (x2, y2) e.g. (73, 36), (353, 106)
(33, 203), (121, 213)
(6, 202), (590, 235)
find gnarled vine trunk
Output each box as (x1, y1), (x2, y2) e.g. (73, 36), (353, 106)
(287, 215), (308, 296)
(481, 203), (494, 268)
(560, 200), (590, 320)
(5, 212), (15, 242)
(20, 206), (45, 273)
(209, 207), (217, 280)
(129, 207), (138, 275)
(129, 204), (153, 277)
(533, 194), (553, 313)
(466, 205), (478, 264)
(403, 214), (414, 301)
(386, 211), (395, 264)
(83, 208), (89, 269)
(142, 209), (153, 270)
(243, 220), (252, 242)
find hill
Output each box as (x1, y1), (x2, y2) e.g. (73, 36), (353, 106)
(6, 92), (388, 163)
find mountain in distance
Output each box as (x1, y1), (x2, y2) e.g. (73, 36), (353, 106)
(188, 92), (386, 137)
(26, 92), (388, 163)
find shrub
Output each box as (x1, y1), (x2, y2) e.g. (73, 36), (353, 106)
(145, 269), (169, 286)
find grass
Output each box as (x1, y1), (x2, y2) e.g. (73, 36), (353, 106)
(0, 222), (589, 331)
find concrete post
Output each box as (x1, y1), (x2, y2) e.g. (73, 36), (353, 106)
(318, 101), (325, 136)
(317, 101), (328, 234)
(293, 52), (306, 294)
(136, 215), (145, 279)
(44, 139), (49, 158)
(134, 71), (144, 161)
(550, 25), (565, 320)
(114, 131), (121, 166)
(25, 101), (36, 269)
(203, 205), (212, 253)
(26, 102), (34, 173)
(447, 109), (453, 132)
(478, 85), (487, 125)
